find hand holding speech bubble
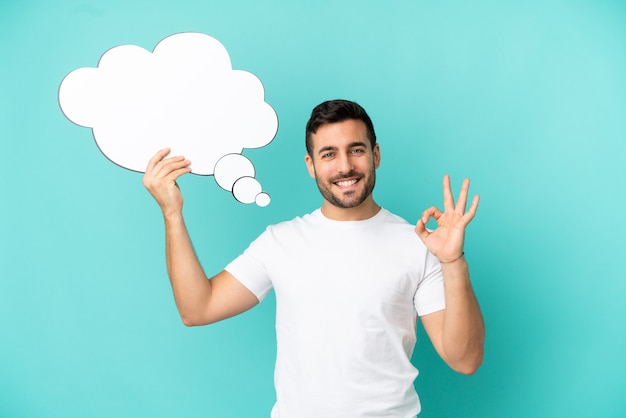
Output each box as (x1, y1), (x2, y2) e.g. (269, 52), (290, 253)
(59, 32), (277, 206)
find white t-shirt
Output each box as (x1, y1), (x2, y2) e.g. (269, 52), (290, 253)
(225, 208), (445, 418)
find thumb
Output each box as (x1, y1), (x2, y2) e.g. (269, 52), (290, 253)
(414, 219), (430, 242)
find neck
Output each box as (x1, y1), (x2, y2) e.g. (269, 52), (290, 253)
(320, 197), (381, 221)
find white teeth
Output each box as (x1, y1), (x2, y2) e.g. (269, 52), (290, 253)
(336, 179), (357, 187)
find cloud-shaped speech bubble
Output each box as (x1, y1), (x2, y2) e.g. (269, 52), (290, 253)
(58, 32), (277, 206)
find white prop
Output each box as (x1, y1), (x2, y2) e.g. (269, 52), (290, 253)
(59, 32), (277, 206)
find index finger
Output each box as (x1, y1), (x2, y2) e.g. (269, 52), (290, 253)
(145, 147), (171, 173)
(455, 178), (470, 215)
(442, 174), (455, 212)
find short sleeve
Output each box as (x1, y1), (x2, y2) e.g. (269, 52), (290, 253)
(414, 250), (446, 316)
(224, 229), (274, 302)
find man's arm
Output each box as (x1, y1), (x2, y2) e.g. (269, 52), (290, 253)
(420, 259), (484, 374)
(143, 148), (258, 326)
(414, 175), (485, 375)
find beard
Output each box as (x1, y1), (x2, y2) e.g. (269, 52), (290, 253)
(314, 167), (377, 209)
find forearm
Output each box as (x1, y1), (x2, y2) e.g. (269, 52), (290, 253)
(440, 257), (485, 374)
(163, 211), (212, 326)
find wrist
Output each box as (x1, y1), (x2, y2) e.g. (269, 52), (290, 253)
(162, 208), (184, 224)
(440, 252), (465, 264)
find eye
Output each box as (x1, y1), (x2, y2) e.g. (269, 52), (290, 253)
(322, 152), (335, 158)
(351, 148), (365, 154)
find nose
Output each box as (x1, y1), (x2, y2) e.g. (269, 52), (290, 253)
(336, 152), (353, 174)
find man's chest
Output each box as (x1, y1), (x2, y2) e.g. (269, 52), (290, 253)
(266, 228), (422, 318)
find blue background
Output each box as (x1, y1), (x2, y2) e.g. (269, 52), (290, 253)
(1, 0), (625, 417)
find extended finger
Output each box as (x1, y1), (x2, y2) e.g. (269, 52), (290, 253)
(443, 175), (455, 212)
(153, 156), (190, 179)
(455, 178), (470, 215)
(145, 148), (171, 173)
(144, 160), (191, 190)
(167, 163), (193, 179)
(167, 166), (192, 184)
(462, 194), (480, 223)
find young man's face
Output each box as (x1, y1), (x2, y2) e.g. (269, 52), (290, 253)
(305, 119), (380, 210)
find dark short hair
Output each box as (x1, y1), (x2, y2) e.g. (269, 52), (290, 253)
(305, 99), (376, 156)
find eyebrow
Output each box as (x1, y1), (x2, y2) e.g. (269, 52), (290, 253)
(317, 141), (368, 155)
(317, 145), (337, 155)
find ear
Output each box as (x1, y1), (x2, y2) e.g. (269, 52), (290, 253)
(373, 144), (381, 169)
(305, 154), (316, 178)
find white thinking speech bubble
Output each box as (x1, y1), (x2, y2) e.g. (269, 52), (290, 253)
(58, 32), (278, 206)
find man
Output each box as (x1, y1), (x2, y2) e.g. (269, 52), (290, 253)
(143, 100), (485, 417)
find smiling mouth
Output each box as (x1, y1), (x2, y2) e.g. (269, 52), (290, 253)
(334, 178), (359, 188)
